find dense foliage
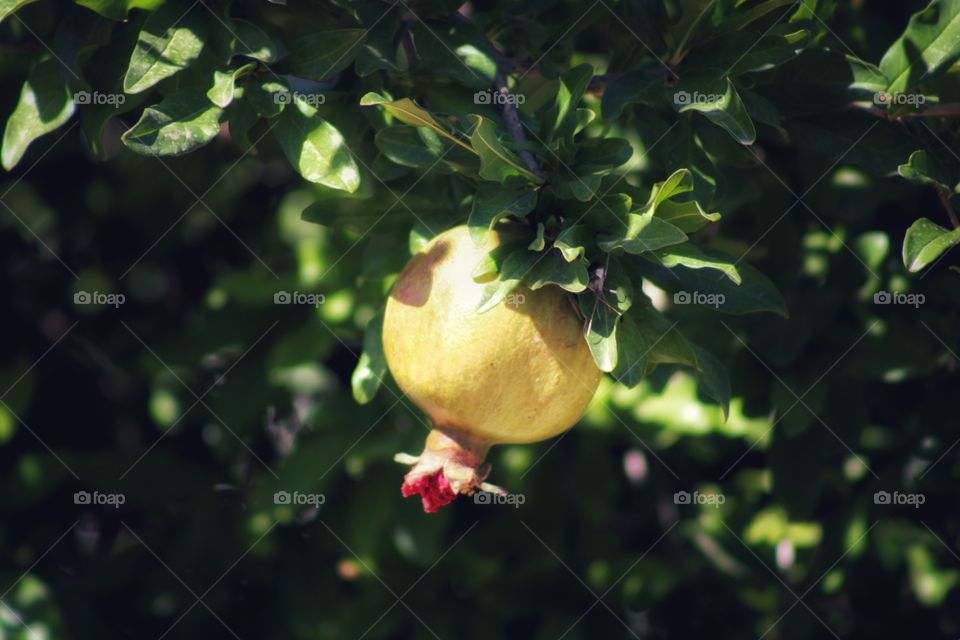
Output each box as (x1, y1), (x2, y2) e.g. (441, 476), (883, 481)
(1, 0), (959, 637)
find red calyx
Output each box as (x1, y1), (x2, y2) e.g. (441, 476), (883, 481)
(401, 470), (457, 513)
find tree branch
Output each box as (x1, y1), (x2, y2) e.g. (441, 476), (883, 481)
(493, 69), (546, 180)
(938, 188), (959, 229)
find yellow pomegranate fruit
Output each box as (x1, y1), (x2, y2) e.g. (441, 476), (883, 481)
(383, 225), (601, 512)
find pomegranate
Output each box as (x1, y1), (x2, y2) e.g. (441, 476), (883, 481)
(383, 225), (601, 512)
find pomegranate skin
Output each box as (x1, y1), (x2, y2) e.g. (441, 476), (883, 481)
(383, 225), (601, 446)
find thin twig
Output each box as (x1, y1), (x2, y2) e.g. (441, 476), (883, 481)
(938, 189), (959, 228)
(851, 102), (960, 120)
(493, 69), (546, 180)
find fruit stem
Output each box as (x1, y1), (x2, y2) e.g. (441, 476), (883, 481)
(395, 427), (504, 512)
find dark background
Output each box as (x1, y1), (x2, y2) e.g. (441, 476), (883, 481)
(2, 1), (959, 638)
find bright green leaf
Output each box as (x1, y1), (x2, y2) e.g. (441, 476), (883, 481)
(1, 57), (75, 171)
(902, 217), (960, 272)
(654, 243), (743, 284)
(123, 3), (206, 94)
(274, 107), (360, 193)
(524, 250), (589, 292)
(470, 116), (541, 183)
(351, 310), (386, 404)
(360, 93), (474, 153)
(880, 0), (960, 93)
(579, 294), (618, 372)
(674, 76), (756, 144)
(468, 185), (537, 245)
(121, 92), (222, 156)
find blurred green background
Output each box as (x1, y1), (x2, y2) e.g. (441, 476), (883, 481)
(2, 1), (960, 639)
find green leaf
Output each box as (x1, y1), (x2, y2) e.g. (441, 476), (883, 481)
(528, 223), (546, 251)
(656, 199), (721, 232)
(0, 0), (37, 23)
(898, 150), (958, 192)
(123, 3), (206, 94)
(543, 63), (594, 142)
(274, 107), (360, 193)
(470, 116), (541, 183)
(552, 173), (602, 201)
(787, 113), (918, 177)
(375, 126), (445, 168)
(229, 19), (286, 64)
(73, 0), (163, 21)
(692, 345), (730, 419)
(685, 26), (809, 76)
(247, 78), (289, 119)
(467, 185), (538, 245)
(716, 0), (798, 34)
(612, 314), (652, 387)
(360, 93), (474, 153)
(524, 250), (589, 292)
(356, 29), (402, 76)
(639, 256), (788, 317)
(206, 64), (256, 109)
(287, 29), (366, 81)
(653, 243), (742, 284)
(554, 225), (590, 262)
(674, 76), (756, 145)
(599, 212), (689, 254)
(644, 168), (700, 215)
(574, 137), (634, 173)
(601, 70), (663, 120)
(632, 306), (698, 368)
(902, 217), (960, 272)
(121, 92), (222, 156)
(476, 249), (540, 313)
(880, 0), (960, 93)
(579, 295), (618, 372)
(471, 240), (527, 282)
(1, 57), (75, 171)
(351, 310), (386, 404)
